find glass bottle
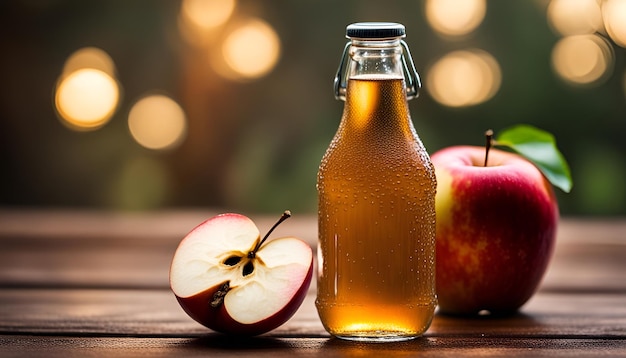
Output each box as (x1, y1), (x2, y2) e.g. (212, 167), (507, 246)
(316, 22), (437, 342)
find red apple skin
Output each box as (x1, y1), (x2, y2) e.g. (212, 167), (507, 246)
(432, 146), (559, 315)
(174, 257), (313, 336)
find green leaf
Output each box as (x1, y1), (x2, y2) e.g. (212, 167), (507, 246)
(494, 124), (573, 193)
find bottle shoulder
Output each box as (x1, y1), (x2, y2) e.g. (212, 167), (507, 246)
(319, 133), (435, 176)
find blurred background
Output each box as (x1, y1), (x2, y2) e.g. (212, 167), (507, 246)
(0, 0), (624, 216)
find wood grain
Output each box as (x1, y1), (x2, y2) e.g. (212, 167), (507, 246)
(1, 289), (625, 338)
(0, 210), (625, 356)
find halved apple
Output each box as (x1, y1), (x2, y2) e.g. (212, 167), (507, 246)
(170, 211), (313, 335)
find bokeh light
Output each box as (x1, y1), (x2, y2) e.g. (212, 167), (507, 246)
(551, 34), (614, 86)
(181, 0), (235, 30)
(219, 18), (281, 80)
(61, 47), (117, 79)
(426, 49), (501, 107)
(547, 0), (603, 36)
(178, 0), (236, 47)
(603, 0), (626, 47)
(55, 68), (120, 130)
(128, 94), (187, 150)
(425, 0), (486, 37)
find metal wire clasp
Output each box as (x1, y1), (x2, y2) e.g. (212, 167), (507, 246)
(333, 40), (421, 101)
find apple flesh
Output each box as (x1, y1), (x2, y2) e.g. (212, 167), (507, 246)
(432, 146), (558, 315)
(170, 212), (313, 335)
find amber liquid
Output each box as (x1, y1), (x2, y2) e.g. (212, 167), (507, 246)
(316, 76), (437, 341)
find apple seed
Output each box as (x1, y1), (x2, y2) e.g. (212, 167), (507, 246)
(223, 256), (242, 266)
(243, 261), (255, 276)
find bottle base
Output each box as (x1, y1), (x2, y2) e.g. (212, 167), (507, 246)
(333, 332), (421, 342)
(316, 300), (435, 343)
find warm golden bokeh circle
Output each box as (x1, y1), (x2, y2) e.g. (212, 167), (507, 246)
(603, 0), (626, 48)
(62, 47), (117, 79)
(551, 34), (614, 86)
(426, 49), (501, 107)
(220, 18), (281, 80)
(425, 0), (486, 37)
(547, 0), (603, 36)
(127, 94), (187, 150)
(55, 68), (120, 130)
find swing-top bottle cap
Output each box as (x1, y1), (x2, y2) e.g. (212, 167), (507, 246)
(346, 22), (406, 40)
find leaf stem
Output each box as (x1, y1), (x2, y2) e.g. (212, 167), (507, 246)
(484, 129), (494, 167)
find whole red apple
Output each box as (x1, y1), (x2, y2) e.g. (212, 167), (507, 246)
(170, 211), (313, 335)
(432, 145), (558, 315)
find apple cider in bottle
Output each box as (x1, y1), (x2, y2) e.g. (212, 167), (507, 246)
(316, 23), (437, 341)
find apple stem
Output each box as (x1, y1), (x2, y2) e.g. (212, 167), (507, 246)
(248, 210), (292, 258)
(484, 129), (494, 167)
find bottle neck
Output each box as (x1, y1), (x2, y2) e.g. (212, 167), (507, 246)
(347, 39), (404, 80)
(341, 40), (414, 137)
(335, 37), (420, 100)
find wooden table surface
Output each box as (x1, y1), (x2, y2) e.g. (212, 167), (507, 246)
(0, 209), (625, 357)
